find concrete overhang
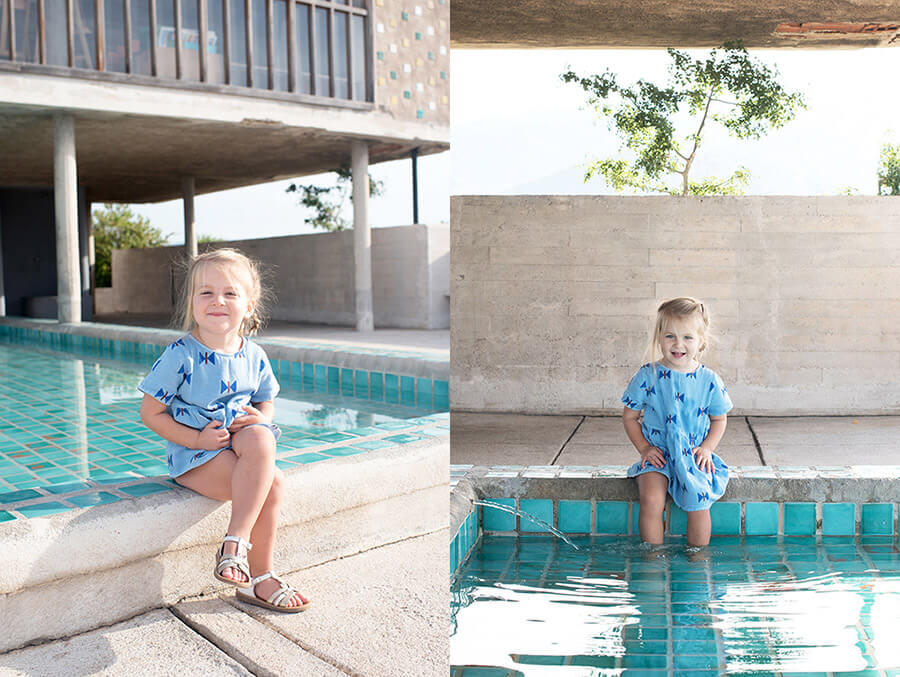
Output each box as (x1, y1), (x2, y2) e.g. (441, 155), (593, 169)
(451, 0), (900, 49)
(0, 70), (449, 203)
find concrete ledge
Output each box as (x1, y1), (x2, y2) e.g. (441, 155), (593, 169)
(1, 438), (447, 652)
(0, 317), (449, 379)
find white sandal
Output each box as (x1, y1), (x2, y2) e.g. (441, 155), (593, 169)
(214, 535), (252, 588)
(235, 572), (311, 613)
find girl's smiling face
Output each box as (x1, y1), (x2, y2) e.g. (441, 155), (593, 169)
(658, 316), (705, 372)
(191, 263), (254, 345)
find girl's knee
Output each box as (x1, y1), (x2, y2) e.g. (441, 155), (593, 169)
(232, 426), (276, 460)
(640, 491), (666, 515)
(268, 468), (285, 502)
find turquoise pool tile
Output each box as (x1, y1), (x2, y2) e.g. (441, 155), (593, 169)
(354, 370), (369, 398)
(0, 488), (42, 504)
(384, 374), (399, 403)
(558, 500), (591, 533)
(416, 377), (432, 407)
(321, 446), (366, 457)
(785, 503), (817, 535)
(347, 426), (380, 436)
(862, 504), (893, 535)
(289, 361), (303, 386)
(823, 503), (856, 536)
(482, 498), (516, 531)
(745, 502), (779, 535)
(519, 499), (552, 532)
(313, 432), (355, 443)
(621, 655), (667, 669)
(341, 368), (354, 395)
(18, 501), (72, 517)
(68, 492), (121, 508)
(596, 501), (629, 534)
(673, 655), (719, 670)
(303, 363), (315, 385)
(669, 505), (687, 535)
(710, 502), (741, 535)
(327, 366), (339, 386)
(351, 439), (394, 450)
(285, 452), (330, 464)
(0, 511), (16, 522)
(314, 364), (327, 386)
(384, 433), (422, 444)
(450, 540), (458, 574)
(119, 482), (173, 497)
(370, 372), (384, 400)
(274, 459), (295, 470)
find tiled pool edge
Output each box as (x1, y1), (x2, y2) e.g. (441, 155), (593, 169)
(0, 436), (448, 653)
(449, 464), (900, 578)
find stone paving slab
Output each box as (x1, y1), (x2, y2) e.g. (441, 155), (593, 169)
(0, 609), (250, 677)
(231, 530), (448, 677)
(451, 413), (900, 467)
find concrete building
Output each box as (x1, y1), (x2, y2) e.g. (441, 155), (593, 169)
(0, 0), (449, 329)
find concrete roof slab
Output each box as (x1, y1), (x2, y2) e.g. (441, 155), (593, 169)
(451, 1), (900, 49)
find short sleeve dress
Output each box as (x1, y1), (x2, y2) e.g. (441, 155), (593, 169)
(138, 334), (281, 478)
(622, 362), (732, 512)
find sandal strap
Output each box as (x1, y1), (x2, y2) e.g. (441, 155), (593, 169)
(222, 535), (252, 552)
(248, 571), (275, 586)
(249, 571), (300, 607)
(216, 554), (250, 576)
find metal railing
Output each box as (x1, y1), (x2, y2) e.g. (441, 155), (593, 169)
(0, 0), (372, 101)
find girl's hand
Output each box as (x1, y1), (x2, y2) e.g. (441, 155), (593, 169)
(639, 444), (666, 469)
(692, 445), (714, 473)
(228, 405), (270, 433)
(196, 420), (230, 450)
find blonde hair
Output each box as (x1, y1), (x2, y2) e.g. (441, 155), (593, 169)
(178, 248), (267, 336)
(644, 297), (711, 366)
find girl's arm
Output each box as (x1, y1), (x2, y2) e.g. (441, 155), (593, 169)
(623, 406), (664, 468)
(139, 394), (230, 450)
(693, 414), (727, 473)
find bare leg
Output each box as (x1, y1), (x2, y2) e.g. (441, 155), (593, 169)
(227, 426), (277, 539)
(636, 472), (668, 545)
(174, 437), (305, 606)
(686, 509), (711, 547)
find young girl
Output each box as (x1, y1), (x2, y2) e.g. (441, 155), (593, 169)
(621, 297), (732, 547)
(138, 248), (309, 612)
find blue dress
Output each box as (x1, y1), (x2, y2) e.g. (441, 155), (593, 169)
(622, 363), (732, 512)
(138, 334), (281, 478)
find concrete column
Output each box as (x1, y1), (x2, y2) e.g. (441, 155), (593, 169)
(54, 114), (81, 324)
(352, 140), (373, 331)
(0, 207), (5, 316)
(183, 177), (197, 259)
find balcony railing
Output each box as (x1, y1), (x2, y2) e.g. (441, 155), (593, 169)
(0, 0), (373, 102)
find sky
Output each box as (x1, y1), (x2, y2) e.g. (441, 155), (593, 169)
(130, 45), (900, 242)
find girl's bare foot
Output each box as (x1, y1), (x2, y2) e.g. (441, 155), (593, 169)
(252, 575), (308, 607)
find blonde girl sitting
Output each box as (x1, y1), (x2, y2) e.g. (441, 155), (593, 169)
(622, 297), (732, 547)
(139, 248), (309, 612)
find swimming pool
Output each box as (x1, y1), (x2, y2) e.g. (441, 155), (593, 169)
(0, 332), (448, 520)
(452, 534), (900, 676)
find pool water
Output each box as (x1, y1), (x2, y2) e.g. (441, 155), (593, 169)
(452, 535), (900, 676)
(0, 341), (440, 494)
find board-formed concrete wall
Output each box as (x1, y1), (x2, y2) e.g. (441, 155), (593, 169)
(451, 196), (900, 415)
(96, 224), (449, 329)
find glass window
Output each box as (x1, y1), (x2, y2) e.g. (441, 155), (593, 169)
(228, 0), (247, 85)
(206, 0), (225, 83)
(180, 0), (200, 80)
(105, 0), (127, 72)
(46, 0), (69, 65)
(129, 0), (152, 74)
(294, 2), (310, 93)
(73, 0), (96, 69)
(271, 0), (286, 90)
(350, 13), (365, 100)
(13, 0), (39, 63)
(334, 11), (348, 99)
(313, 6), (328, 96)
(250, 0), (266, 87)
(0, 0), (7, 60)
(155, 0), (176, 78)
(351, 0), (365, 7)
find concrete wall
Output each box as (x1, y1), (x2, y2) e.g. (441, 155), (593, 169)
(97, 224), (449, 329)
(451, 196), (900, 415)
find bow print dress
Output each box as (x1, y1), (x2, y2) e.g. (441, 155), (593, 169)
(622, 363), (732, 512)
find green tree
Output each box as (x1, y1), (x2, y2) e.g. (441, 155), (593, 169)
(286, 167), (384, 231)
(878, 143), (900, 195)
(92, 203), (170, 287)
(561, 42), (805, 196)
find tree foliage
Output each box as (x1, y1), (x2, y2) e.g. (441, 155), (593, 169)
(92, 203), (170, 287)
(286, 167), (384, 231)
(561, 42), (805, 196)
(878, 143), (900, 196)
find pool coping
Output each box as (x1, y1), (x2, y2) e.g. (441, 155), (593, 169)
(0, 317), (449, 380)
(449, 464), (900, 578)
(1, 435), (448, 653)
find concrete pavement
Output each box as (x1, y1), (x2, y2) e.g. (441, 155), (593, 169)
(450, 413), (900, 467)
(0, 530), (448, 677)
